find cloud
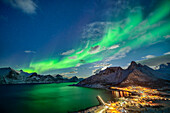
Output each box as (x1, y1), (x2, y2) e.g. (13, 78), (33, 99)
(89, 45), (100, 54)
(76, 50), (84, 54)
(122, 63), (131, 69)
(4, 0), (37, 14)
(82, 22), (112, 39)
(164, 52), (170, 55)
(94, 63), (112, 67)
(85, 41), (89, 48)
(60, 71), (78, 75)
(108, 45), (119, 50)
(76, 41), (89, 54)
(92, 68), (102, 74)
(106, 47), (131, 62)
(138, 54), (170, 66)
(164, 35), (170, 39)
(79, 60), (86, 63)
(68, 56), (77, 59)
(24, 50), (36, 53)
(101, 66), (109, 71)
(142, 55), (155, 59)
(72, 68), (78, 70)
(75, 63), (81, 67)
(61, 49), (75, 55)
(92, 66), (109, 75)
(92, 63), (112, 74)
(81, 22), (115, 45)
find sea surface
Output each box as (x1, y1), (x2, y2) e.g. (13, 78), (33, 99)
(0, 82), (113, 113)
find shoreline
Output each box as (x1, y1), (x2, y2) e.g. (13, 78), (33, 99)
(71, 85), (170, 113)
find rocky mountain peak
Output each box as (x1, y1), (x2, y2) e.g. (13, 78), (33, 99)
(159, 63), (170, 69)
(69, 76), (78, 82)
(98, 67), (123, 75)
(19, 70), (24, 72)
(56, 74), (63, 78)
(127, 61), (143, 70)
(77, 61), (170, 89)
(128, 61), (138, 69)
(29, 73), (38, 77)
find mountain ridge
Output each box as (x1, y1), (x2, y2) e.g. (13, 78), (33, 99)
(0, 67), (82, 84)
(76, 61), (170, 89)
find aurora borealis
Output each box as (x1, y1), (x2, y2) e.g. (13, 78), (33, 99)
(0, 0), (170, 76)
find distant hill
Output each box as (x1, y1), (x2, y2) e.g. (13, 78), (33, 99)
(0, 67), (82, 84)
(154, 63), (170, 75)
(76, 61), (170, 89)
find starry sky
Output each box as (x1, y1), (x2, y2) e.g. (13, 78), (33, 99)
(0, 0), (170, 77)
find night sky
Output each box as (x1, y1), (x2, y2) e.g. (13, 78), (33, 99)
(0, 0), (170, 77)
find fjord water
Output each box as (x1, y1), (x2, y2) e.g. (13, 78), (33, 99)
(0, 82), (113, 113)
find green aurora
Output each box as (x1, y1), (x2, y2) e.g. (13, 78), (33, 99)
(23, 0), (170, 73)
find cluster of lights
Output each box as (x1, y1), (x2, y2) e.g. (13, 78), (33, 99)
(102, 86), (169, 113)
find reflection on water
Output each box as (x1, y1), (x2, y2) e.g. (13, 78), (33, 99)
(0, 83), (113, 113)
(1, 83), (169, 113)
(112, 90), (132, 98)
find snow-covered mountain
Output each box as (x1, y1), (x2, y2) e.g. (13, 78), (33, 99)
(77, 61), (170, 89)
(154, 63), (170, 75)
(0, 67), (81, 84)
(0, 67), (27, 84)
